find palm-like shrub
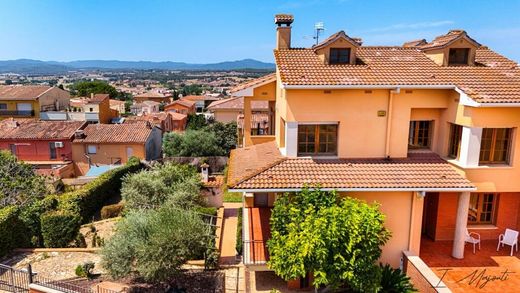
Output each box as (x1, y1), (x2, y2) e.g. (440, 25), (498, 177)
(379, 264), (417, 293)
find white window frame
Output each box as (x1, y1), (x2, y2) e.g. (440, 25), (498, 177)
(87, 145), (97, 154)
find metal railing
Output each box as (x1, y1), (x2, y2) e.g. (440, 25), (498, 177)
(0, 110), (35, 116)
(243, 240), (269, 265)
(0, 264), (30, 292)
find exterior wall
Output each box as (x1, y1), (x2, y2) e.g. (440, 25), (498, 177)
(213, 109), (240, 123)
(72, 143), (145, 170)
(165, 103), (195, 115)
(314, 37), (357, 65)
(38, 87), (71, 112)
(97, 98), (112, 124)
(0, 139), (73, 161)
(433, 192), (520, 241)
(0, 100), (39, 118)
(423, 37), (477, 66)
(348, 191), (423, 267)
(145, 127), (162, 160)
(279, 88), (452, 158)
(243, 81), (276, 146)
(171, 117), (187, 131)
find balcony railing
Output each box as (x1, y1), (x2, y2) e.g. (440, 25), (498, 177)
(0, 110), (35, 117)
(243, 240), (269, 265)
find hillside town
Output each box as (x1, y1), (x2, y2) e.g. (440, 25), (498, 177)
(2, 4), (520, 293)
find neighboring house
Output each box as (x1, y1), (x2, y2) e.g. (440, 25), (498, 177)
(207, 96), (270, 123)
(226, 14), (520, 287)
(0, 85), (70, 119)
(109, 99), (126, 115)
(0, 119), (86, 178)
(164, 99), (196, 115)
(40, 94), (114, 124)
(180, 95), (220, 113)
(126, 111), (187, 133)
(72, 122), (162, 175)
(130, 100), (160, 115)
(133, 91), (172, 104)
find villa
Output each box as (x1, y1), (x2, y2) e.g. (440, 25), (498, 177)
(227, 14), (520, 290)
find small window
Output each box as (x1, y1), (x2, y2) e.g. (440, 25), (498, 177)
(479, 128), (512, 164)
(409, 121), (433, 149)
(0, 103), (7, 110)
(89, 108), (94, 112)
(448, 124), (463, 159)
(329, 48), (351, 64)
(468, 193), (498, 225)
(298, 124), (338, 156)
(448, 48), (470, 65)
(87, 145), (97, 154)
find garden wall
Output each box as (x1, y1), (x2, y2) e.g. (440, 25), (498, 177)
(402, 251), (451, 293)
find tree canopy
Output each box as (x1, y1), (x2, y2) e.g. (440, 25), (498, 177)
(121, 162), (204, 211)
(101, 206), (210, 282)
(0, 151), (47, 208)
(69, 80), (119, 98)
(268, 188), (391, 292)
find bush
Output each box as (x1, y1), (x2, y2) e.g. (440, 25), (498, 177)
(18, 195), (59, 247)
(236, 207), (243, 255)
(75, 261), (95, 279)
(379, 264), (417, 293)
(40, 210), (81, 248)
(194, 206), (217, 217)
(0, 206), (30, 257)
(163, 130), (225, 157)
(100, 203), (124, 219)
(58, 158), (141, 223)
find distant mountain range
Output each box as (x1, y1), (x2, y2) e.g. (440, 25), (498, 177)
(0, 58), (275, 75)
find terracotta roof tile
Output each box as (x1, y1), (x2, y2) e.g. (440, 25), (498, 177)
(181, 95), (220, 102)
(88, 94), (109, 104)
(0, 119), (85, 140)
(207, 97), (268, 110)
(418, 30), (480, 50)
(403, 39), (427, 47)
(203, 175), (224, 188)
(228, 143), (474, 190)
(165, 99), (196, 109)
(73, 122), (152, 144)
(0, 85), (53, 101)
(230, 73), (276, 94)
(275, 45), (520, 103)
(312, 31), (361, 51)
(134, 92), (172, 98)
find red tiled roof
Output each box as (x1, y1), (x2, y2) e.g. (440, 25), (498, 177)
(181, 95), (220, 102)
(109, 99), (125, 105)
(169, 112), (187, 121)
(134, 92), (172, 98)
(207, 97), (268, 110)
(418, 30), (480, 50)
(403, 39), (427, 47)
(275, 44), (520, 103)
(274, 14), (294, 24)
(0, 119), (85, 140)
(312, 31), (361, 51)
(230, 73), (276, 94)
(0, 85), (53, 101)
(73, 122), (152, 144)
(165, 99), (196, 109)
(88, 94), (109, 104)
(203, 175), (224, 188)
(227, 142), (474, 190)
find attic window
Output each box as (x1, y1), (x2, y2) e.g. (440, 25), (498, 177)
(448, 48), (470, 65)
(329, 48), (351, 64)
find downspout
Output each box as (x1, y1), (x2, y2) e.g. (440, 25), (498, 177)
(385, 88), (400, 158)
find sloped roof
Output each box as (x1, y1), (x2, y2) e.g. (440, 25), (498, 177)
(0, 85), (53, 101)
(134, 91), (172, 98)
(312, 30), (362, 51)
(165, 99), (196, 109)
(181, 95), (220, 102)
(274, 44), (520, 103)
(227, 142), (474, 191)
(418, 30), (481, 50)
(0, 119), (85, 140)
(230, 73), (277, 95)
(73, 122), (152, 144)
(88, 94), (109, 104)
(403, 39), (427, 47)
(207, 96), (268, 111)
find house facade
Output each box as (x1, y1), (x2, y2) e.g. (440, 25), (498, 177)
(0, 119), (86, 178)
(227, 14), (520, 284)
(71, 122), (162, 175)
(207, 95), (270, 123)
(164, 99), (196, 115)
(133, 91), (172, 104)
(130, 100), (160, 115)
(0, 86), (70, 119)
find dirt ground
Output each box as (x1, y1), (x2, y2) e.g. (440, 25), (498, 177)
(6, 251), (104, 280)
(79, 218), (119, 248)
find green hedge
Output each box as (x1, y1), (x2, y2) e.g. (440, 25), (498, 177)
(0, 206), (30, 257)
(41, 210), (81, 248)
(100, 203), (124, 219)
(236, 207), (243, 255)
(19, 195), (59, 247)
(58, 157), (142, 223)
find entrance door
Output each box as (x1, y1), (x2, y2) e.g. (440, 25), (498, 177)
(254, 193), (269, 207)
(423, 192), (439, 240)
(49, 142), (57, 159)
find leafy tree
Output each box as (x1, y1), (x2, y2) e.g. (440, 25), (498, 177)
(268, 188), (390, 292)
(0, 151), (47, 208)
(163, 130), (225, 157)
(186, 114), (207, 130)
(121, 162), (203, 211)
(181, 84), (203, 96)
(69, 80), (119, 98)
(205, 121), (237, 154)
(101, 207), (210, 282)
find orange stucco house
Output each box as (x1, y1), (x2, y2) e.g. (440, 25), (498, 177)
(227, 14), (520, 287)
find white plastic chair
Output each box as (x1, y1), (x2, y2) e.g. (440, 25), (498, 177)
(465, 229), (480, 254)
(497, 228), (519, 256)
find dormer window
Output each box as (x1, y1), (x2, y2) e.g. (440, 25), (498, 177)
(448, 48), (470, 65)
(329, 48), (351, 64)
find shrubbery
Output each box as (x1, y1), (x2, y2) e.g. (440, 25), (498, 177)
(0, 206), (30, 257)
(40, 210), (81, 248)
(100, 203), (124, 219)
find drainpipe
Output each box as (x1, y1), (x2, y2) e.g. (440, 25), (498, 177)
(385, 88), (400, 158)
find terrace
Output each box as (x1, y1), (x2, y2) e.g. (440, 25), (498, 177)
(243, 207), (271, 268)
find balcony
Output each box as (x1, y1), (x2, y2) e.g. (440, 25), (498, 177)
(243, 207), (271, 266)
(0, 110), (35, 117)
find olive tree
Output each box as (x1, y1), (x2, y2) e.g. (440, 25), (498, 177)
(101, 207), (210, 281)
(268, 187), (391, 292)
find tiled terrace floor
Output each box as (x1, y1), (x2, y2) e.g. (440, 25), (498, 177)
(246, 208), (271, 263)
(420, 237), (520, 292)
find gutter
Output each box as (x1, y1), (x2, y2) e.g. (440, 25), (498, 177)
(229, 187), (476, 193)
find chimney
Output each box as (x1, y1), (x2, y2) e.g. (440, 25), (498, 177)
(275, 14), (294, 50)
(200, 163), (209, 183)
(90, 93), (94, 100)
(74, 130), (86, 139)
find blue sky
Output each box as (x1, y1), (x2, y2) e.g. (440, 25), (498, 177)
(1, 0), (519, 63)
